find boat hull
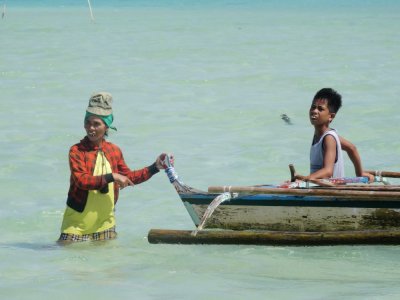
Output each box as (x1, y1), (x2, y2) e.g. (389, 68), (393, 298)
(180, 193), (400, 232)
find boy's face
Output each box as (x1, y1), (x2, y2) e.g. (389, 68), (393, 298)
(309, 98), (335, 126)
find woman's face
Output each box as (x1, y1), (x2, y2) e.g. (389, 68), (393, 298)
(84, 115), (107, 144)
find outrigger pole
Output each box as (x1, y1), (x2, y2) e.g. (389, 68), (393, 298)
(148, 229), (400, 246)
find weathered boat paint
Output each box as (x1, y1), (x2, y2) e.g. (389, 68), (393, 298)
(178, 189), (400, 232)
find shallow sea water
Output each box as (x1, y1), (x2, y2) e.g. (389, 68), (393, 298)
(1, 1), (400, 299)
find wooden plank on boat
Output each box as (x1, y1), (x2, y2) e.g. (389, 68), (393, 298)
(208, 186), (400, 201)
(148, 229), (400, 245)
(314, 185), (400, 191)
(365, 170), (400, 178)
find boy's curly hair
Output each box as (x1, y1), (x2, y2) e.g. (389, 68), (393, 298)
(313, 88), (342, 113)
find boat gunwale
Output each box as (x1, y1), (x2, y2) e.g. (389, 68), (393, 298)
(179, 193), (400, 208)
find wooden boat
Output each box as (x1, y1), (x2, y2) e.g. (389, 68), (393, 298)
(168, 168), (400, 232)
(148, 162), (400, 245)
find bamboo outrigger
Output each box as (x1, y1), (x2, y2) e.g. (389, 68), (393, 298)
(148, 159), (400, 245)
(148, 229), (400, 246)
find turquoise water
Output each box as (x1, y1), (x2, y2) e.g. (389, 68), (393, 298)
(1, 1), (400, 299)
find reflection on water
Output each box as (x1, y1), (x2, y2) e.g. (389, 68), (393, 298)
(0, 242), (61, 251)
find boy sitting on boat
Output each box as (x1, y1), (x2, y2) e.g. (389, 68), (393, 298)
(295, 88), (374, 183)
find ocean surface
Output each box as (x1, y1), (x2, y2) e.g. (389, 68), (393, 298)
(1, 1), (400, 299)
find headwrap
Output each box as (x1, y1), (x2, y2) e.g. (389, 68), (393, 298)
(85, 111), (117, 131)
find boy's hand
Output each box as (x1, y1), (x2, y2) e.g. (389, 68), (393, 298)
(362, 172), (375, 183)
(294, 174), (309, 181)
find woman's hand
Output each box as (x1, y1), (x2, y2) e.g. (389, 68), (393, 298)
(112, 173), (134, 189)
(155, 153), (174, 170)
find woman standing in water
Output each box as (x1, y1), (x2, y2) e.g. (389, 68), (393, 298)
(58, 92), (171, 244)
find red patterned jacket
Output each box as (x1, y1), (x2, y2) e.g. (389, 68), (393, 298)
(66, 136), (159, 212)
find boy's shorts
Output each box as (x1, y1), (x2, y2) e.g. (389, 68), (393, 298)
(57, 226), (117, 244)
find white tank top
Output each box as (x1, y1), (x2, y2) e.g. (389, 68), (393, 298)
(310, 129), (344, 178)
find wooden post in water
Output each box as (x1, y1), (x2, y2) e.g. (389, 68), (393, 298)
(148, 229), (400, 246)
(87, 0), (95, 22)
(2, 2), (6, 19)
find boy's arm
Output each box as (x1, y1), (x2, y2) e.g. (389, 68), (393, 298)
(339, 136), (374, 182)
(339, 136), (362, 175)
